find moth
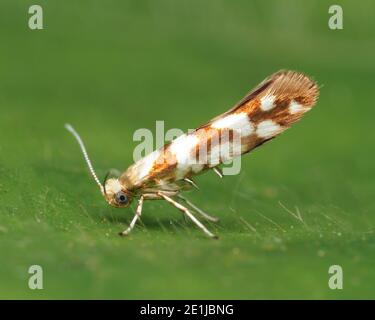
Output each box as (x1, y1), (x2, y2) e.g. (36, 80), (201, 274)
(65, 70), (318, 238)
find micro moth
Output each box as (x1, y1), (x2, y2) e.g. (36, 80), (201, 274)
(65, 70), (319, 238)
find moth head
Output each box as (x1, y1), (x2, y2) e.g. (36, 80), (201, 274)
(103, 178), (133, 208)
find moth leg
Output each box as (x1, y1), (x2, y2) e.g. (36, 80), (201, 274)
(177, 195), (220, 223)
(183, 178), (199, 189)
(119, 195), (144, 236)
(158, 192), (218, 239)
(142, 192), (188, 222)
(213, 167), (223, 178)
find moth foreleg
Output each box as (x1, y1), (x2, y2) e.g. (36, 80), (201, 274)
(177, 195), (220, 223)
(158, 192), (218, 239)
(119, 195), (144, 236)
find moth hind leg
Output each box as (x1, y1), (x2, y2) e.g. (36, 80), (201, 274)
(177, 195), (220, 223)
(158, 192), (218, 239)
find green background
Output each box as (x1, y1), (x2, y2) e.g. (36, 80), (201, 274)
(0, 0), (374, 299)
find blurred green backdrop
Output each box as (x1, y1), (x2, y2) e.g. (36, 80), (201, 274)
(0, 0), (374, 299)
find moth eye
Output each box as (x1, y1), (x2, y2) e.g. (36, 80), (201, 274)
(115, 191), (128, 205)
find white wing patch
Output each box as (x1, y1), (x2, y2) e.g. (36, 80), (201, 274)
(289, 100), (306, 114)
(256, 120), (282, 138)
(260, 94), (276, 111)
(170, 134), (200, 179)
(207, 141), (242, 167)
(170, 134), (199, 162)
(137, 149), (161, 179)
(211, 112), (254, 136)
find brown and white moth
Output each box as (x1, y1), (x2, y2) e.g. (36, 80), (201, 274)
(65, 70), (319, 238)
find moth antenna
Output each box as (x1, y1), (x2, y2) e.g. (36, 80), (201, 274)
(64, 123), (104, 195)
(102, 171), (111, 197)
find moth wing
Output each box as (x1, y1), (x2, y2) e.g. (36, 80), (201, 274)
(120, 70), (318, 192)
